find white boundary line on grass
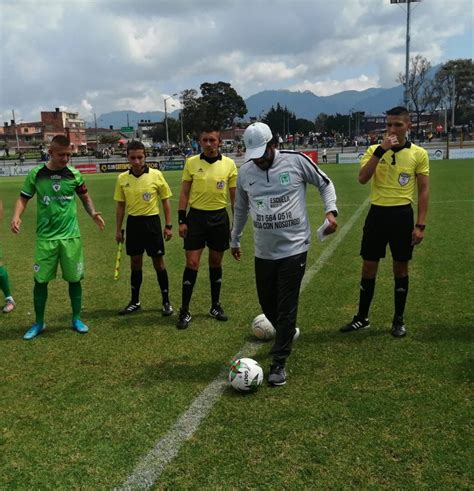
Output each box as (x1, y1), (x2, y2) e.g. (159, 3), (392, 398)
(117, 197), (370, 491)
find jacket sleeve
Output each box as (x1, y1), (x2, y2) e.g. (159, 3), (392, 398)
(298, 154), (338, 214)
(230, 174), (249, 248)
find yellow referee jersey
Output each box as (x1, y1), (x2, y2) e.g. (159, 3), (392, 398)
(360, 142), (429, 206)
(114, 166), (172, 216)
(182, 154), (238, 211)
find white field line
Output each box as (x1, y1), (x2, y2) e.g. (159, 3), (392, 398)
(117, 197), (370, 491)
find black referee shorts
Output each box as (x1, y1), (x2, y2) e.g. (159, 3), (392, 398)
(126, 214), (165, 257)
(184, 207), (230, 252)
(360, 204), (414, 262)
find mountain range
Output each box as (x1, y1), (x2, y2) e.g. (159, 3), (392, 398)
(94, 80), (411, 129)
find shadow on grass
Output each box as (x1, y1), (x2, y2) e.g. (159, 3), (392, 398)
(132, 358), (224, 385)
(302, 327), (387, 345)
(412, 324), (474, 344)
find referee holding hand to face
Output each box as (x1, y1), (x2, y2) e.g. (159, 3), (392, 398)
(340, 106), (429, 337)
(114, 141), (174, 317)
(176, 125), (237, 330)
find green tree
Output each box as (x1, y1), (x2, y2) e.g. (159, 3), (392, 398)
(199, 81), (247, 129)
(435, 59), (474, 124)
(294, 118), (315, 134)
(262, 103), (296, 135)
(398, 55), (440, 133)
(180, 83), (247, 137)
(99, 133), (121, 145)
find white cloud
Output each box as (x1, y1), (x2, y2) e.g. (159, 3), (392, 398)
(0, 0), (471, 121)
(291, 75), (380, 96)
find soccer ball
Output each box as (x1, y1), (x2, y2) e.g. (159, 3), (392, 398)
(228, 357), (264, 392)
(251, 314), (276, 340)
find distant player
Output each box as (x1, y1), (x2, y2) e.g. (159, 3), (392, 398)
(11, 135), (105, 340)
(340, 106), (429, 337)
(0, 199), (15, 313)
(114, 140), (174, 316)
(176, 125), (238, 329)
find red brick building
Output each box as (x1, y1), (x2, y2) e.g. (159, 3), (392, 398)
(41, 108), (87, 151)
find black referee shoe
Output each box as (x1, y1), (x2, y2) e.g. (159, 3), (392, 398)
(391, 316), (407, 337)
(118, 301), (141, 315)
(162, 302), (174, 317)
(209, 304), (228, 321)
(340, 315), (370, 332)
(176, 309), (192, 330)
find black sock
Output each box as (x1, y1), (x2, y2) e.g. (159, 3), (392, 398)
(131, 270), (143, 304)
(156, 269), (170, 304)
(394, 276), (409, 319)
(209, 266), (222, 307)
(357, 278), (376, 319)
(181, 267), (197, 311)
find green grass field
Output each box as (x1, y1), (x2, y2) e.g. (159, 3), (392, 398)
(1, 160), (473, 489)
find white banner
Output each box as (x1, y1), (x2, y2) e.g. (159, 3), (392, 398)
(449, 148), (474, 160)
(427, 149), (444, 160)
(337, 152), (364, 164)
(0, 165), (36, 177)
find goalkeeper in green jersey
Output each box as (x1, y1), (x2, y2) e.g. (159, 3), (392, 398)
(0, 200), (15, 313)
(11, 135), (105, 340)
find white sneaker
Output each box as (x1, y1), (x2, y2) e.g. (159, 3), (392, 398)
(3, 298), (15, 314)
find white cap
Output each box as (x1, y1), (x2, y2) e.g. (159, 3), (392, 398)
(243, 122), (273, 162)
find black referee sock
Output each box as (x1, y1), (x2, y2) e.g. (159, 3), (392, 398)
(394, 276), (409, 319)
(357, 277), (376, 319)
(156, 269), (170, 304)
(131, 270), (143, 304)
(209, 267), (223, 307)
(181, 267), (198, 312)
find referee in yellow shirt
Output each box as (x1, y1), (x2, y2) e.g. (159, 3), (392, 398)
(114, 141), (174, 316)
(176, 126), (238, 329)
(341, 106), (429, 337)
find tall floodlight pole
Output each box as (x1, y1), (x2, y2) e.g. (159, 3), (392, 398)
(390, 0), (422, 110)
(164, 93), (178, 147)
(12, 110), (20, 154)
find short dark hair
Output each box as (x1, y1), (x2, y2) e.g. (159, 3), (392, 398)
(386, 106), (410, 117)
(51, 135), (71, 147)
(200, 124), (221, 135)
(126, 140), (146, 154)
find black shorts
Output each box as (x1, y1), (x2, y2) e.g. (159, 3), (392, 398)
(126, 215), (165, 257)
(184, 208), (230, 252)
(360, 204), (414, 262)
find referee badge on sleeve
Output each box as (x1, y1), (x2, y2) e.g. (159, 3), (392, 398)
(398, 173), (410, 186)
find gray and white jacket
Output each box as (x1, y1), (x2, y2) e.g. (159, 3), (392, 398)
(230, 150), (338, 260)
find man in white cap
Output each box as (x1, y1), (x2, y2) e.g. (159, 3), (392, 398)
(230, 122), (338, 386)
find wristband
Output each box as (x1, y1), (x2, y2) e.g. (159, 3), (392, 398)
(373, 145), (387, 159)
(165, 224), (172, 230)
(178, 210), (187, 225)
(415, 224), (426, 231)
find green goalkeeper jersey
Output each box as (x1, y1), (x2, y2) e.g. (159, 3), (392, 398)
(21, 164), (88, 240)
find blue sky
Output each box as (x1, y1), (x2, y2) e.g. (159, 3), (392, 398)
(0, 0), (472, 122)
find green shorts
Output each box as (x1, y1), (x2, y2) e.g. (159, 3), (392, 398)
(34, 238), (84, 283)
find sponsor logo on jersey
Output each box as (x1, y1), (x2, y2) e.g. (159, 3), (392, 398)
(279, 172), (291, 185)
(398, 172), (410, 186)
(42, 196), (51, 205)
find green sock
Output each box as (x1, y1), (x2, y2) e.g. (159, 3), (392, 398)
(0, 265), (12, 298)
(69, 281), (82, 321)
(33, 281), (48, 325)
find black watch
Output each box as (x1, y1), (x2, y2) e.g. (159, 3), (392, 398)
(328, 210), (338, 217)
(415, 224), (426, 231)
(165, 224), (173, 230)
